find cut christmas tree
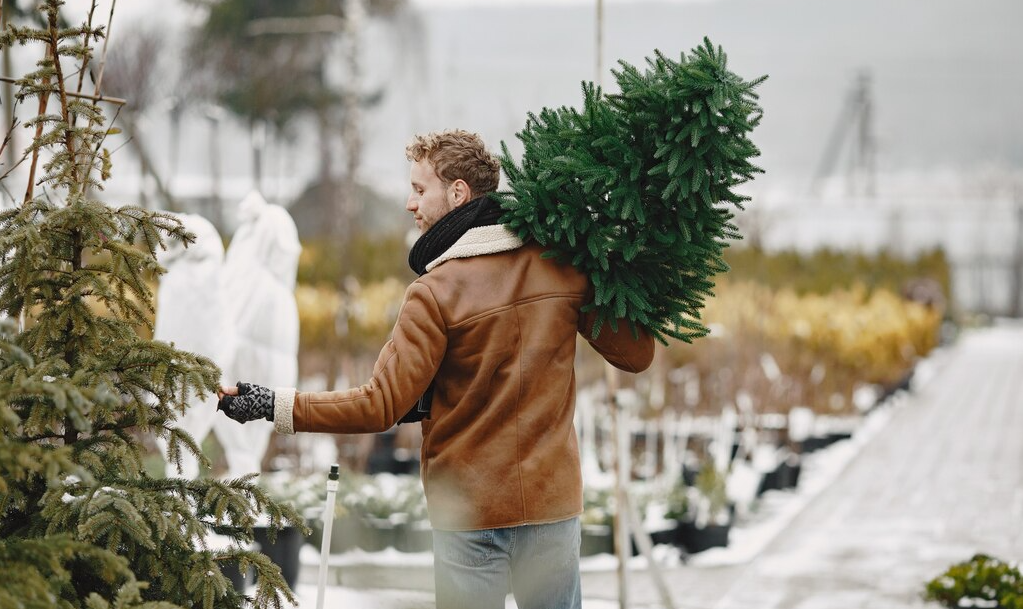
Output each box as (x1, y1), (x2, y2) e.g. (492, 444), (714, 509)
(0, 2), (302, 608)
(499, 38), (766, 344)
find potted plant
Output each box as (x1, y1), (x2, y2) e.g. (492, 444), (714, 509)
(755, 447), (802, 495)
(255, 471), (326, 588)
(580, 487), (615, 556)
(578, 486), (665, 557)
(678, 464), (731, 554)
(345, 473), (429, 552)
(391, 476), (432, 553)
(663, 478), (690, 548)
(619, 482), (673, 548)
(924, 554), (1023, 609)
(348, 474), (398, 552)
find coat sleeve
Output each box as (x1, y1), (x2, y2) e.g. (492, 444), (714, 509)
(579, 309), (655, 374)
(273, 281), (447, 434)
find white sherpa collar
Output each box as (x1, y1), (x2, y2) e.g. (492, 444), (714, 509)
(425, 225), (524, 272)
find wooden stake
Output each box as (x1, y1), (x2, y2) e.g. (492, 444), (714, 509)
(624, 490), (677, 609)
(92, 0), (117, 97)
(47, 7), (81, 189)
(0, 77), (126, 106)
(608, 364), (678, 609)
(74, 0), (98, 97)
(595, 0), (604, 87)
(22, 65), (51, 204)
(606, 363), (629, 609)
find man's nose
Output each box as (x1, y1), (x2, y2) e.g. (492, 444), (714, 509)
(406, 195), (417, 212)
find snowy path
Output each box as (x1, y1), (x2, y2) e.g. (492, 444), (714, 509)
(289, 325), (1023, 608)
(705, 324), (1023, 609)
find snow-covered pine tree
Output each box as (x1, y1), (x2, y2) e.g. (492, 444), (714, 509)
(0, 2), (302, 608)
(499, 39), (766, 344)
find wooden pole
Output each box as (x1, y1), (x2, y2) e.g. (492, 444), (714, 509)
(22, 59), (52, 205)
(625, 488), (677, 609)
(595, 0), (604, 89)
(606, 364), (629, 609)
(610, 368), (677, 609)
(596, 0), (627, 604)
(0, 77), (126, 105)
(73, 0), (98, 98)
(92, 0), (117, 96)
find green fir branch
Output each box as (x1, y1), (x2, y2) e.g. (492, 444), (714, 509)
(0, 3), (303, 607)
(498, 38), (765, 343)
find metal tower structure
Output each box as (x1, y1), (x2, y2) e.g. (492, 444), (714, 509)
(811, 70), (877, 198)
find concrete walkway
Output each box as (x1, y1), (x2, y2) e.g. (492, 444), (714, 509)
(292, 324), (1023, 608)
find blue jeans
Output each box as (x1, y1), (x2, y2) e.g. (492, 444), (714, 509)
(432, 517), (582, 609)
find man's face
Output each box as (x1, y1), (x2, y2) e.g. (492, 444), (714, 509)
(406, 159), (456, 234)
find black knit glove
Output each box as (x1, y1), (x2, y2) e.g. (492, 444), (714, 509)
(217, 382), (275, 423)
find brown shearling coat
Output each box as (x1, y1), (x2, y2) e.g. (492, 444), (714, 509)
(274, 229), (654, 531)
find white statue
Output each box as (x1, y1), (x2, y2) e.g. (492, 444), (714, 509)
(154, 213), (234, 479)
(215, 191), (301, 478)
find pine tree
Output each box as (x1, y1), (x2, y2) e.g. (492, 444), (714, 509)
(0, 2), (302, 608)
(499, 39), (766, 344)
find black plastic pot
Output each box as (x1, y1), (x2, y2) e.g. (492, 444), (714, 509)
(309, 515), (360, 553)
(678, 520), (730, 554)
(220, 559), (252, 592)
(826, 431), (853, 444)
(253, 525), (305, 589)
(648, 524), (679, 547)
(782, 457), (802, 489)
(758, 457), (801, 494)
(357, 517), (398, 552)
(580, 524), (614, 556)
(395, 521), (433, 553)
(580, 523), (668, 557)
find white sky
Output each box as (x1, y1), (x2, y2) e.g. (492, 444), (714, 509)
(73, 0), (721, 21)
(409, 0), (718, 5)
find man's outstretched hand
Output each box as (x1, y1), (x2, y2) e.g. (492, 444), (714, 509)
(217, 382), (275, 423)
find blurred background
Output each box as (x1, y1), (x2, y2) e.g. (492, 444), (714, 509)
(1, 0), (1020, 590)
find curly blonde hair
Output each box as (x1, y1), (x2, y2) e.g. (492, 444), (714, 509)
(405, 130), (500, 197)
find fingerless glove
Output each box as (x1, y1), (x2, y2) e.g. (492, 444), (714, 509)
(217, 382), (275, 423)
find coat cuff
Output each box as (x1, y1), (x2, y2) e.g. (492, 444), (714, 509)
(273, 388), (297, 435)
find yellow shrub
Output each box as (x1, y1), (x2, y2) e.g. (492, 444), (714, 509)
(670, 280), (942, 414)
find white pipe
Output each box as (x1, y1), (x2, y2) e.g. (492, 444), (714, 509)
(316, 464), (340, 609)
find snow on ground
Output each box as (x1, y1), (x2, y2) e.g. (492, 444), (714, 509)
(275, 417), (887, 609)
(277, 394), (911, 608)
(274, 330), (999, 609)
(288, 583), (650, 609)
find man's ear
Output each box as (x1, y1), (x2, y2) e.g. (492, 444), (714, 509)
(450, 179), (472, 207)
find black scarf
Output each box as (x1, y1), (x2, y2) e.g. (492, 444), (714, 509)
(399, 195), (505, 424)
(408, 195), (505, 276)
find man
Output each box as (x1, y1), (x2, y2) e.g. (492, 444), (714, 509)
(218, 129), (654, 609)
